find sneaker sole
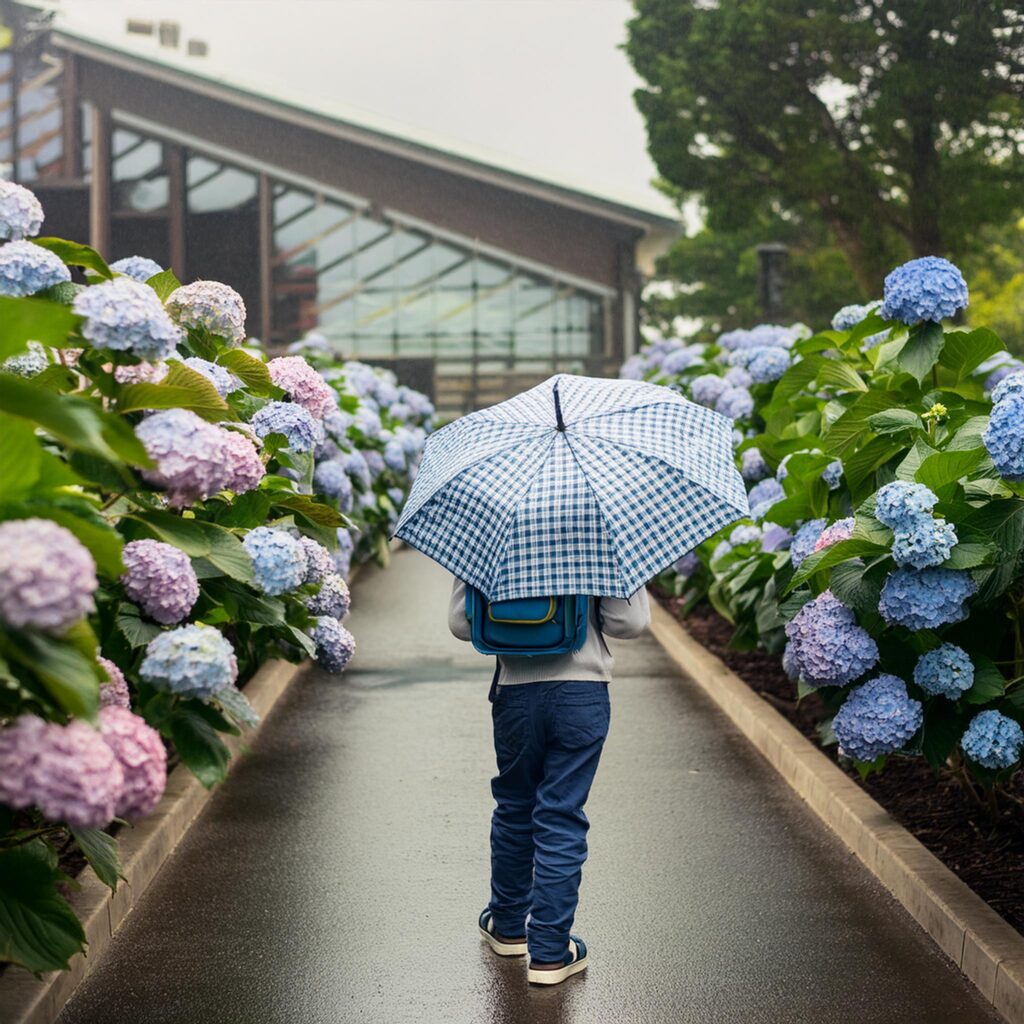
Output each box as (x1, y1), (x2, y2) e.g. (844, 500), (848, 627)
(479, 926), (527, 957)
(527, 957), (588, 985)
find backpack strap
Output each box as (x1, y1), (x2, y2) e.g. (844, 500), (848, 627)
(488, 657), (500, 702)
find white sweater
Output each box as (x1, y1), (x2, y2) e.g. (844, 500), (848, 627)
(447, 578), (650, 685)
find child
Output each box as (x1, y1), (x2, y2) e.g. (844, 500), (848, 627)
(448, 578), (651, 985)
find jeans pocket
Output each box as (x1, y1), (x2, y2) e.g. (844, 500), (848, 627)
(552, 685), (610, 750)
(492, 692), (528, 764)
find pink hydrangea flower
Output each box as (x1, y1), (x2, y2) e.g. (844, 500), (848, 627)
(121, 539), (200, 624)
(220, 429), (266, 493)
(97, 655), (131, 709)
(99, 706), (167, 820)
(267, 356), (335, 418)
(813, 517), (855, 552)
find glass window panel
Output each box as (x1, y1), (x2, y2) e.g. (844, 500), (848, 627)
(111, 129), (167, 213)
(186, 154), (257, 213)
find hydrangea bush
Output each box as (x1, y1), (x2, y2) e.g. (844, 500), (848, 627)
(633, 256), (1024, 805)
(0, 185), (433, 974)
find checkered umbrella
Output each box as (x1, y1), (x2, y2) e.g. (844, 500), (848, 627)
(394, 373), (749, 601)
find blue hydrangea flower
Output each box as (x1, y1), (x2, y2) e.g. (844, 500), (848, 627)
(2, 340), (47, 377)
(343, 450), (372, 490)
(690, 373), (729, 407)
(310, 616), (356, 673)
(746, 346), (790, 383)
(961, 710), (1024, 770)
(0, 240), (71, 297)
(822, 459), (843, 490)
(740, 447), (770, 482)
(881, 257), (968, 324)
(324, 410), (354, 442)
(831, 302), (879, 331)
(73, 277), (183, 360)
(306, 573), (351, 619)
(716, 385), (754, 420)
(984, 362), (1022, 394)
(354, 406), (382, 439)
(383, 439), (406, 472)
(984, 392), (1024, 480)
(387, 486), (404, 509)
(334, 528), (354, 577)
(747, 477), (785, 520)
(661, 347), (701, 375)
(724, 365), (753, 388)
(761, 524), (792, 552)
(776, 454), (792, 481)
(313, 459), (354, 511)
(140, 624), (238, 699)
(298, 537), (335, 584)
(243, 527), (308, 596)
(110, 256), (163, 282)
(182, 357), (241, 397)
(913, 644), (974, 700)
(729, 524), (762, 546)
(711, 539), (733, 562)
(363, 449), (385, 478)
(783, 591), (879, 688)
(673, 551), (700, 577)
(0, 180), (44, 239)
(891, 517), (957, 568)
(251, 401), (323, 452)
(833, 674), (923, 762)
(878, 567), (975, 630)
(991, 371), (1024, 405)
(790, 519), (826, 568)
(874, 481), (938, 530)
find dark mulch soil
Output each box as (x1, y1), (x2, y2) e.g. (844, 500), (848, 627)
(662, 596), (1024, 936)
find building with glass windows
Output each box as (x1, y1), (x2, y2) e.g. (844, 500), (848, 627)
(1, 3), (677, 413)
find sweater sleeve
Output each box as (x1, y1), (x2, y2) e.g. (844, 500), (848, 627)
(448, 578), (472, 641)
(597, 588), (651, 639)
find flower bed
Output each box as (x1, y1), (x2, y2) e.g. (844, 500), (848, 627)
(0, 180), (433, 977)
(627, 255), (1024, 921)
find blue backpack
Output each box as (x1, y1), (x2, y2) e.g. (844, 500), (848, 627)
(464, 588), (590, 656)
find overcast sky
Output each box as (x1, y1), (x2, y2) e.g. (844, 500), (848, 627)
(52, 0), (673, 215)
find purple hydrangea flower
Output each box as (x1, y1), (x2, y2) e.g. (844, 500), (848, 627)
(790, 518), (826, 568)
(729, 524), (762, 546)
(711, 539), (733, 561)
(881, 257), (968, 324)
(98, 655), (131, 709)
(661, 347), (701, 375)
(363, 449), (385, 478)
(831, 302), (879, 331)
(874, 481), (938, 531)
(166, 280), (247, 345)
(673, 551), (700, 577)
(747, 477), (785, 520)
(73, 277), (183, 360)
(110, 255), (163, 282)
(333, 528), (354, 577)
(961, 710), (1024, 770)
(878, 567), (975, 630)
(267, 356), (335, 418)
(306, 572), (351, 618)
(814, 517), (855, 552)
(313, 459), (354, 510)
(140, 624), (238, 698)
(715, 385), (754, 421)
(136, 409), (230, 505)
(0, 180), (44, 239)
(182, 357), (241, 397)
(913, 644), (974, 700)
(310, 616), (356, 673)
(891, 517), (957, 569)
(833, 674), (923, 762)
(121, 539), (200, 625)
(220, 429), (266, 494)
(984, 392), (1024, 480)
(0, 240), (71, 297)
(299, 537), (335, 584)
(725, 365), (753, 388)
(783, 591), (879, 688)
(761, 524), (793, 552)
(99, 705), (167, 820)
(251, 401), (323, 452)
(0, 518), (97, 633)
(619, 354), (647, 380)
(383, 439), (406, 472)
(395, 425), (425, 458)
(0, 715), (124, 829)
(740, 448), (770, 482)
(822, 459), (843, 490)
(690, 373), (729, 407)
(354, 406), (382, 440)
(324, 410), (355, 442)
(243, 527), (307, 595)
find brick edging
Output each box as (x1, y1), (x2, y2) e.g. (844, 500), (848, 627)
(648, 598), (1024, 1024)
(0, 560), (372, 1024)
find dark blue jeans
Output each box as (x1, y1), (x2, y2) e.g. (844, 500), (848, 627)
(488, 680), (610, 962)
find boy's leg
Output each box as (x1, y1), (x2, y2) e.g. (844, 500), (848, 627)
(528, 682), (610, 964)
(488, 684), (543, 938)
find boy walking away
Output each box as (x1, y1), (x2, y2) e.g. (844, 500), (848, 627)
(448, 578), (650, 985)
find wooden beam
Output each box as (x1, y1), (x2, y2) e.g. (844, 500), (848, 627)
(166, 143), (186, 277)
(258, 172), (273, 343)
(88, 106), (111, 257)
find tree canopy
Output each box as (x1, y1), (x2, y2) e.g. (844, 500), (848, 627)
(626, 0), (1024, 327)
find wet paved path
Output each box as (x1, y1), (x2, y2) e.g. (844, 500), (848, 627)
(60, 548), (998, 1024)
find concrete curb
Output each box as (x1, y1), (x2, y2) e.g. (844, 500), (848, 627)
(648, 599), (1024, 1024)
(0, 561), (372, 1024)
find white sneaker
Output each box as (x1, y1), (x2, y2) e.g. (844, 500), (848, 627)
(478, 909), (527, 956)
(527, 936), (588, 985)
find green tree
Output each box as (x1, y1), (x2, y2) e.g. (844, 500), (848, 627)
(627, 1), (1024, 313)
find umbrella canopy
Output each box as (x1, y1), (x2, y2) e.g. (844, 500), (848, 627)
(394, 373), (748, 601)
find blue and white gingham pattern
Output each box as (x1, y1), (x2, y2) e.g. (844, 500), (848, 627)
(395, 373), (748, 600)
